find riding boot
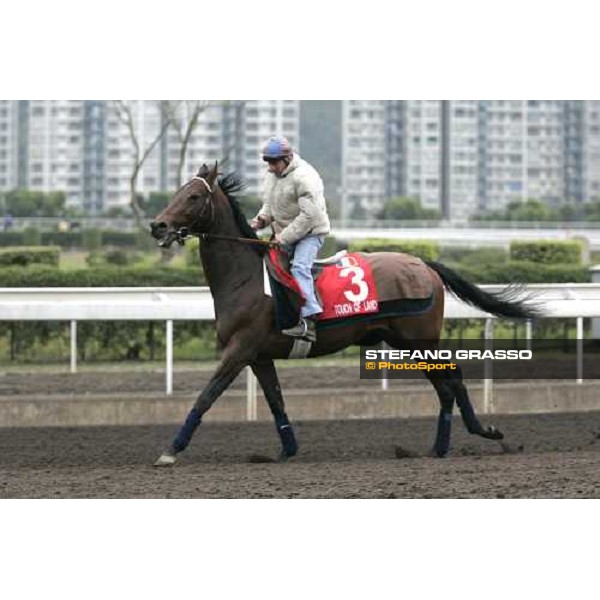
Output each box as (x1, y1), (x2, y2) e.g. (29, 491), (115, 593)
(281, 316), (317, 342)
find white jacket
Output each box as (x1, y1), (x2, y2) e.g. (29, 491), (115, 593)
(256, 153), (330, 245)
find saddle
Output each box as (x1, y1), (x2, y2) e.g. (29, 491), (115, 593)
(265, 248), (435, 331)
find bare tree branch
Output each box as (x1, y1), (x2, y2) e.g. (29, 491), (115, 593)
(164, 100), (213, 186)
(218, 100), (247, 171)
(110, 100), (171, 228)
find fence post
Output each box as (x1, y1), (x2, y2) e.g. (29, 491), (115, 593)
(483, 318), (494, 413)
(166, 320), (173, 396)
(380, 341), (388, 391)
(70, 320), (77, 374)
(246, 366), (257, 421)
(576, 317), (583, 384)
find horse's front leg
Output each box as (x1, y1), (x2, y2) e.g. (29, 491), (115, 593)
(251, 358), (298, 461)
(154, 339), (252, 466)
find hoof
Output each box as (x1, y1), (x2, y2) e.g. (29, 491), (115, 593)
(481, 425), (504, 440)
(154, 453), (177, 467)
(277, 451), (295, 463)
(427, 446), (448, 458)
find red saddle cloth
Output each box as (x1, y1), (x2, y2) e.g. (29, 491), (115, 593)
(267, 249), (379, 321)
(316, 253), (379, 320)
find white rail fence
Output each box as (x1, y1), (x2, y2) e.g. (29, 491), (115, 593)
(1, 284), (600, 417)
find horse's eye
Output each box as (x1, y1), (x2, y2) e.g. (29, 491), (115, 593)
(188, 194), (200, 202)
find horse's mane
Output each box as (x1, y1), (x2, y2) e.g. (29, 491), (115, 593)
(218, 172), (265, 255)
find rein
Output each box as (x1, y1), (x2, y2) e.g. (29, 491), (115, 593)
(199, 233), (280, 247)
(175, 228), (279, 247)
(171, 175), (280, 248)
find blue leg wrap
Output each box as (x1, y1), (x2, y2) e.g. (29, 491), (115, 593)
(456, 396), (483, 434)
(275, 413), (297, 457)
(173, 407), (202, 454)
(435, 411), (452, 457)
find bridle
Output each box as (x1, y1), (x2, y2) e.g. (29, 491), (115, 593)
(172, 176), (214, 245)
(174, 176), (280, 248)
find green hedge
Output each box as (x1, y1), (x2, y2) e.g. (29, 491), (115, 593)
(319, 235), (341, 259)
(102, 231), (139, 247)
(0, 230), (141, 249)
(23, 228), (42, 246)
(0, 246), (61, 267)
(40, 231), (84, 248)
(0, 231), (28, 246)
(0, 265), (206, 287)
(348, 239), (439, 261)
(449, 260), (590, 284)
(439, 246), (508, 265)
(510, 240), (583, 265)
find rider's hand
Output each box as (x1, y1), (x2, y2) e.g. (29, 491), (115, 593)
(250, 216), (265, 230)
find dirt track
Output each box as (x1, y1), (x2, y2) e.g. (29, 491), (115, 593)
(1, 365), (600, 498)
(2, 411), (600, 498)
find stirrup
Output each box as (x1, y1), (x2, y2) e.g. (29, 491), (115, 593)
(281, 318), (316, 342)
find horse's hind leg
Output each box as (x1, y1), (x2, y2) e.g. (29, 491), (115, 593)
(448, 364), (503, 441)
(381, 329), (455, 457)
(424, 372), (455, 457)
(251, 358), (298, 460)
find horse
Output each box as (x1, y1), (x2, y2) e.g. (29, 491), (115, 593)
(149, 162), (540, 466)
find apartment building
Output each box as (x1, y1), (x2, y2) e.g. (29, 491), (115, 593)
(0, 101), (17, 191)
(341, 100), (386, 219)
(1, 100), (88, 206)
(3, 99), (600, 219)
(380, 100), (600, 220)
(0, 100), (300, 213)
(478, 100), (527, 213)
(565, 100), (600, 207)
(441, 100), (480, 220)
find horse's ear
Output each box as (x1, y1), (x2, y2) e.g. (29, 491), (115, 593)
(207, 161), (219, 184)
(197, 163), (210, 177)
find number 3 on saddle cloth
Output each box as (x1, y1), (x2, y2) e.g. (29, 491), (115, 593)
(265, 247), (435, 332)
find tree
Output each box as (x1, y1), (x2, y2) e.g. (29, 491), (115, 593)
(163, 101), (212, 187)
(378, 197), (441, 220)
(476, 198), (560, 222)
(583, 199), (600, 221)
(4, 190), (66, 217)
(142, 192), (172, 217)
(110, 101), (171, 227)
(237, 195), (263, 220)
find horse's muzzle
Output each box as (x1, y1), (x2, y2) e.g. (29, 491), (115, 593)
(150, 221), (189, 248)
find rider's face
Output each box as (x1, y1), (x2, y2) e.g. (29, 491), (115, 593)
(265, 158), (287, 176)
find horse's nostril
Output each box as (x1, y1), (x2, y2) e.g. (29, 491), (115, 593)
(150, 221), (168, 234)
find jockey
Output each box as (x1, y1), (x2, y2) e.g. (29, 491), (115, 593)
(251, 136), (331, 342)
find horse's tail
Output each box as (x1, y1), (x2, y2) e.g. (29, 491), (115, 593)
(425, 261), (542, 319)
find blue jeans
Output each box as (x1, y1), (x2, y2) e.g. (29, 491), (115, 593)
(288, 234), (324, 318)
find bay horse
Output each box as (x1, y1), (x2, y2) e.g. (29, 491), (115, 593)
(150, 163), (540, 466)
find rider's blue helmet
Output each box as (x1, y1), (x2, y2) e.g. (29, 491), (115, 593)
(262, 136), (293, 162)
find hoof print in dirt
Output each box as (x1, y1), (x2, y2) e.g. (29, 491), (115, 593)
(394, 445), (418, 459)
(247, 454), (276, 464)
(499, 442), (524, 454)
